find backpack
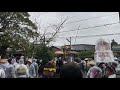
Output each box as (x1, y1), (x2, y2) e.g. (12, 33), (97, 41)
(17, 65), (27, 75)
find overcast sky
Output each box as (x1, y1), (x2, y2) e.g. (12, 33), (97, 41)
(29, 12), (120, 46)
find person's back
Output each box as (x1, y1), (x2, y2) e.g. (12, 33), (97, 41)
(105, 66), (116, 78)
(14, 62), (20, 71)
(32, 59), (39, 77)
(56, 58), (63, 72)
(2, 62), (10, 78)
(27, 59), (36, 78)
(111, 61), (118, 74)
(56, 59), (60, 66)
(6, 58), (16, 78)
(87, 66), (102, 78)
(12, 58), (20, 70)
(16, 64), (29, 78)
(97, 62), (106, 78)
(0, 67), (5, 78)
(33, 63), (38, 76)
(60, 62), (83, 78)
(0, 55), (11, 78)
(27, 64), (36, 78)
(16, 59), (29, 78)
(80, 61), (85, 70)
(8, 64), (16, 78)
(41, 61), (56, 78)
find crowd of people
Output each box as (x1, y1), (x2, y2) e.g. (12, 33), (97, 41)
(1, 54), (120, 78)
(0, 55), (39, 78)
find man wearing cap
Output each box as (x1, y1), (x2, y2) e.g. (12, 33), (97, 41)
(27, 59), (36, 78)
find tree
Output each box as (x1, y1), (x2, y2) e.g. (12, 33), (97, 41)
(111, 39), (118, 48)
(30, 16), (69, 61)
(33, 16), (69, 46)
(79, 51), (94, 59)
(0, 12), (38, 56)
(34, 45), (55, 65)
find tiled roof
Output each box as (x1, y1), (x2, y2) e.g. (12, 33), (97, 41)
(64, 44), (95, 51)
(112, 45), (120, 50)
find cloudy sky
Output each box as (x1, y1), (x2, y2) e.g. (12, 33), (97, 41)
(29, 12), (120, 46)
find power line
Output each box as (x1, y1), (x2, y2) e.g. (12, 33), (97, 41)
(50, 33), (120, 46)
(60, 22), (120, 33)
(44, 22), (120, 35)
(74, 25), (80, 44)
(57, 32), (120, 39)
(38, 13), (119, 36)
(65, 13), (118, 25)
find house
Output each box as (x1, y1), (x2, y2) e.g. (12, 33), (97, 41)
(62, 44), (95, 52)
(50, 46), (62, 52)
(61, 44), (95, 60)
(112, 45), (120, 52)
(112, 45), (120, 57)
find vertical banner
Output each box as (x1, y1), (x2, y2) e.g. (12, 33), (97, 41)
(94, 38), (114, 63)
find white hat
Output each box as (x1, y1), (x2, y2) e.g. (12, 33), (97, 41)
(28, 59), (32, 63)
(20, 56), (24, 59)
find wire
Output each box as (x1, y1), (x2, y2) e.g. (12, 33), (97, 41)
(74, 25), (80, 44)
(57, 32), (120, 39)
(65, 13), (118, 24)
(43, 22), (120, 35)
(38, 13), (119, 36)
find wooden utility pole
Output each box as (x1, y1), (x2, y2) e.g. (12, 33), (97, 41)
(64, 45), (66, 59)
(70, 37), (71, 52)
(66, 37), (72, 61)
(66, 37), (71, 50)
(43, 36), (45, 47)
(119, 12), (120, 22)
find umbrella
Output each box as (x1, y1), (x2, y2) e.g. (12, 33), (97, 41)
(55, 51), (64, 54)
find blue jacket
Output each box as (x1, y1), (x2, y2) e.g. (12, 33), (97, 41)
(32, 62), (38, 76)
(0, 62), (16, 78)
(27, 64), (36, 78)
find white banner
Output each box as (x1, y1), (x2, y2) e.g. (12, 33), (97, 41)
(94, 38), (114, 63)
(95, 51), (114, 62)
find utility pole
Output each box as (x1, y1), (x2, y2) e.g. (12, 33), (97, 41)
(66, 37), (72, 62)
(64, 44), (66, 59)
(119, 12), (120, 22)
(70, 37), (71, 52)
(43, 36), (45, 47)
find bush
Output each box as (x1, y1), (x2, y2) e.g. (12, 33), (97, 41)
(79, 51), (94, 59)
(34, 46), (55, 65)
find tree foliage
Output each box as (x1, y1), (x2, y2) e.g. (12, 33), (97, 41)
(0, 12), (38, 55)
(34, 45), (55, 65)
(111, 39), (118, 48)
(79, 51), (94, 59)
